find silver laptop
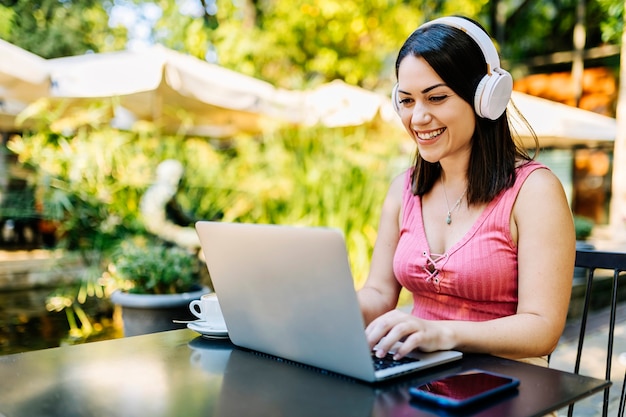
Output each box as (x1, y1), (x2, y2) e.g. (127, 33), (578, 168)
(195, 221), (462, 383)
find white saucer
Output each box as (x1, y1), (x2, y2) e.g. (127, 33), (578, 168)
(187, 321), (229, 338)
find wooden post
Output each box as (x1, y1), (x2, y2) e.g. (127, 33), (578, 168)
(609, 1), (626, 243)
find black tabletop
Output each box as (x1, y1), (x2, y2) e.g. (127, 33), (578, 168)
(0, 329), (610, 417)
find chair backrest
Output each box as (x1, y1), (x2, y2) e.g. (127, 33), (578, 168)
(564, 249), (626, 417)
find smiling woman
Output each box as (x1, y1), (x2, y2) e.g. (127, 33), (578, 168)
(394, 55), (477, 170)
(358, 15), (576, 367)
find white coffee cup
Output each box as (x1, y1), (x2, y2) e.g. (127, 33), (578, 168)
(189, 293), (226, 328)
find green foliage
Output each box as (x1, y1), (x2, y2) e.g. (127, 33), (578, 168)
(8, 99), (147, 260)
(9, 97), (408, 288)
(3, 0), (624, 92)
(497, 0), (619, 67)
(143, 0), (423, 89)
(0, 0), (128, 57)
(107, 238), (201, 294)
(212, 0), (423, 89)
(134, 0), (625, 91)
(45, 262), (115, 343)
(179, 124), (407, 285)
(574, 215), (595, 241)
(597, 0), (624, 43)
(99, 0), (608, 96)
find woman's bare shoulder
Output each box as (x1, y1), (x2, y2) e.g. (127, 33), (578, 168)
(514, 165), (572, 226)
(520, 165), (564, 194)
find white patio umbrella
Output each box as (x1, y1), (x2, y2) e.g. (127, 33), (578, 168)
(45, 45), (302, 137)
(0, 38), (50, 131)
(302, 79), (389, 127)
(44, 45), (398, 136)
(509, 91), (616, 148)
(0, 38), (617, 145)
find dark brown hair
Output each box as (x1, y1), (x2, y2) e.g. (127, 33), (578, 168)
(395, 17), (538, 204)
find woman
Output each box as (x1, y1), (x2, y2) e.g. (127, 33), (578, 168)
(357, 16), (575, 365)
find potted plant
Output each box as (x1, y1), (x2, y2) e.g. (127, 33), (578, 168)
(574, 215), (595, 245)
(573, 215), (595, 285)
(108, 238), (210, 337)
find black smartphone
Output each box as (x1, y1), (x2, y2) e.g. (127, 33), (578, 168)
(408, 369), (520, 409)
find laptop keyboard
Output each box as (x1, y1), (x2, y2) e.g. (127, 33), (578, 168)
(372, 351), (420, 371)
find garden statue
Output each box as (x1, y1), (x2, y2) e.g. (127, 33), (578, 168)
(140, 159), (200, 250)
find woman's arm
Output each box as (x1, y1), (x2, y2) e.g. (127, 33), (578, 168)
(367, 168), (576, 360)
(357, 174), (404, 325)
(507, 167), (576, 355)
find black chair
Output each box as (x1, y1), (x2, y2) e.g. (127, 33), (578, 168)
(562, 249), (626, 417)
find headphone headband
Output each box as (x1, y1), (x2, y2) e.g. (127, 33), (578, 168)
(419, 16), (501, 76)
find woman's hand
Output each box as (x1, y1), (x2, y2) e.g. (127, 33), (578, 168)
(365, 309), (455, 360)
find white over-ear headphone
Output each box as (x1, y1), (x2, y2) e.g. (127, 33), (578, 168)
(392, 16), (512, 120)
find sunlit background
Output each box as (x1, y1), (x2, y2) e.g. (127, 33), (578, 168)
(0, 0), (624, 354)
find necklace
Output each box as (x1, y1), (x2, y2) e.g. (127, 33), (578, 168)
(441, 178), (467, 225)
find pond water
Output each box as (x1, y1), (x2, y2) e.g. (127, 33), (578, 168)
(0, 288), (121, 355)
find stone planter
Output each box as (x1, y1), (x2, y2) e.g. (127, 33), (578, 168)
(110, 285), (210, 337)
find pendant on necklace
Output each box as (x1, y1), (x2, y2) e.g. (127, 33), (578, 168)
(441, 177), (467, 226)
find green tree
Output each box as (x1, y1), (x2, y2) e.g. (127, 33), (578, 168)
(493, 0), (618, 68)
(2, 0), (624, 88)
(0, 0), (127, 57)
(130, 0), (622, 89)
(139, 0), (489, 90)
(597, 0), (624, 43)
(9, 97), (406, 286)
(211, 0), (422, 90)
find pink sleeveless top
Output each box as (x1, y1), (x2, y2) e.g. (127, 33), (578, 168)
(393, 161), (546, 321)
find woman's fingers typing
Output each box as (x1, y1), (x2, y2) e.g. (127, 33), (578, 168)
(366, 310), (422, 359)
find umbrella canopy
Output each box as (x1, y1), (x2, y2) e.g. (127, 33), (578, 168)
(302, 80), (389, 128)
(45, 45), (303, 137)
(0, 39), (618, 146)
(509, 91), (616, 148)
(0, 38), (50, 131)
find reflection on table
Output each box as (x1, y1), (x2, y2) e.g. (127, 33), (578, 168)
(0, 329), (610, 417)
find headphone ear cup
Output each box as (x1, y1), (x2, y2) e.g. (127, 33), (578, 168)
(473, 70), (513, 120)
(391, 83), (400, 114)
(473, 75), (490, 118)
